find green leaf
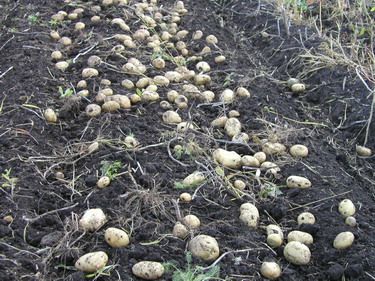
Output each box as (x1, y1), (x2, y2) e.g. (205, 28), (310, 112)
(215, 166), (225, 176)
(371, 7), (375, 12)
(136, 88), (143, 96)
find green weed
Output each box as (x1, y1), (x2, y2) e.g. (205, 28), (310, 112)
(100, 160), (122, 180)
(28, 13), (39, 24)
(58, 87), (74, 99)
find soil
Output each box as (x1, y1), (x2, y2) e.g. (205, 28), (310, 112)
(0, 0), (374, 280)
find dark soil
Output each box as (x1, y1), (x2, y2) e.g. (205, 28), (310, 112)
(0, 0), (374, 280)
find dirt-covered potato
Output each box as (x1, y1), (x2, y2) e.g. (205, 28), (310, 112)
(105, 95), (131, 109)
(233, 179), (246, 190)
(206, 34), (218, 44)
(132, 261), (165, 280)
(232, 132), (249, 143)
(290, 144), (309, 157)
(87, 142), (100, 154)
(196, 61), (211, 72)
(55, 61), (69, 71)
(240, 211), (259, 228)
(345, 216), (357, 227)
(97, 176), (110, 188)
(220, 89), (235, 103)
(287, 78), (299, 88)
(102, 101), (120, 112)
(236, 87), (251, 97)
(51, 51), (63, 60)
(141, 91), (160, 102)
(82, 68), (99, 78)
(215, 55), (226, 63)
(211, 116), (228, 127)
(260, 161), (280, 175)
(85, 104), (101, 117)
(99, 88), (113, 96)
(183, 214), (201, 228)
(225, 117), (241, 137)
(338, 199), (356, 217)
(287, 230), (313, 245)
(79, 208), (107, 231)
(260, 261), (281, 279)
(266, 224), (283, 239)
(194, 74), (211, 85)
(75, 251), (108, 273)
(253, 151), (267, 164)
(124, 136), (139, 148)
(356, 145), (372, 156)
(162, 110), (181, 123)
(188, 235), (220, 261)
(152, 57), (166, 69)
(177, 122), (197, 132)
(286, 176), (311, 189)
(182, 172), (205, 186)
(173, 222), (189, 239)
(283, 241), (311, 265)
(180, 192), (192, 202)
(240, 203), (259, 215)
(121, 79), (134, 89)
(333, 231), (355, 250)
(164, 71), (183, 83)
(213, 148), (242, 169)
(241, 155), (260, 167)
(153, 75), (170, 86)
(267, 233), (283, 248)
(291, 83), (306, 93)
(262, 142), (286, 155)
(44, 108), (58, 123)
(104, 227), (130, 248)
(297, 212), (315, 225)
(136, 77), (149, 88)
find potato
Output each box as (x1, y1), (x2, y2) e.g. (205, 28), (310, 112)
(153, 75), (170, 86)
(91, 15), (101, 22)
(50, 30), (60, 40)
(51, 51), (63, 60)
(177, 122), (196, 132)
(87, 56), (102, 67)
(240, 203), (259, 216)
(146, 85), (158, 92)
(106, 95), (131, 109)
(3, 215), (13, 224)
(102, 101), (120, 112)
(55, 61), (69, 71)
(240, 211), (259, 228)
(188, 235), (220, 261)
(333, 231), (354, 250)
(167, 90), (179, 103)
(287, 78), (299, 88)
(233, 179), (246, 190)
(196, 61), (211, 72)
(75, 22), (85, 30)
(132, 261), (165, 280)
(213, 148), (242, 169)
(87, 142), (100, 154)
(82, 68), (99, 78)
(165, 71), (183, 83)
(174, 95), (188, 106)
(44, 108), (58, 123)
(59, 36), (72, 46)
(286, 176), (311, 189)
(291, 83), (306, 93)
(173, 222), (189, 238)
(54, 171), (65, 180)
(121, 79), (134, 89)
(162, 111), (181, 123)
(262, 142), (286, 155)
(338, 199), (356, 217)
(283, 241), (311, 265)
(79, 208), (107, 231)
(130, 94), (141, 104)
(290, 144), (309, 157)
(124, 136), (139, 148)
(142, 91), (160, 102)
(105, 227), (130, 248)
(260, 161), (280, 174)
(101, 79), (112, 86)
(345, 216), (357, 227)
(194, 74), (211, 86)
(192, 30), (203, 40)
(253, 151), (267, 164)
(215, 55), (226, 63)
(77, 90), (89, 97)
(267, 234), (283, 248)
(152, 57), (166, 69)
(77, 80), (87, 88)
(85, 104), (101, 117)
(225, 117), (241, 137)
(180, 192), (192, 202)
(206, 35), (218, 44)
(356, 145), (372, 156)
(99, 88), (113, 96)
(266, 224), (283, 239)
(232, 133), (249, 143)
(182, 172), (205, 186)
(220, 89), (235, 103)
(260, 261), (281, 279)
(236, 87), (251, 98)
(97, 176), (110, 188)
(136, 77), (150, 88)
(241, 155), (260, 167)
(211, 116), (228, 127)
(297, 212), (315, 225)
(183, 214), (201, 228)
(75, 251), (108, 273)
(287, 230), (313, 245)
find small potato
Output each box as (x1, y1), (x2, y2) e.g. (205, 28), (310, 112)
(232, 132), (249, 143)
(240, 211), (259, 228)
(338, 199), (356, 217)
(44, 108), (57, 123)
(236, 87), (251, 98)
(286, 176), (311, 189)
(55, 61), (69, 71)
(79, 208), (107, 231)
(240, 203), (259, 216)
(51, 51), (63, 60)
(164, 71), (183, 83)
(206, 34), (218, 44)
(267, 234), (283, 248)
(59, 36), (72, 46)
(183, 214), (200, 228)
(136, 77), (149, 88)
(260, 161), (280, 174)
(291, 83), (306, 93)
(87, 56), (102, 67)
(345, 216), (357, 227)
(130, 94), (141, 104)
(162, 111), (181, 123)
(85, 104), (101, 117)
(3, 215), (13, 224)
(106, 95), (131, 109)
(213, 148), (242, 169)
(77, 80), (87, 88)
(180, 192), (192, 202)
(290, 144), (309, 157)
(87, 142), (100, 154)
(220, 89), (235, 103)
(132, 261), (165, 280)
(233, 179), (246, 190)
(192, 30), (203, 40)
(153, 75), (170, 86)
(99, 88), (113, 96)
(196, 61), (211, 72)
(260, 261), (281, 279)
(188, 235), (220, 261)
(177, 122), (197, 132)
(121, 79), (134, 89)
(214, 55), (226, 63)
(141, 91), (160, 102)
(283, 241), (311, 265)
(75, 251), (108, 273)
(75, 22), (85, 30)
(82, 68), (99, 78)
(97, 176), (110, 188)
(253, 151), (267, 164)
(182, 172), (205, 187)
(228, 110), (240, 118)
(333, 231), (354, 250)
(287, 78), (299, 88)
(167, 90), (179, 103)
(262, 142), (286, 155)
(194, 74), (211, 86)
(356, 145), (372, 156)
(102, 101), (120, 112)
(152, 57), (166, 69)
(105, 227), (130, 248)
(225, 117), (241, 137)
(297, 212), (315, 225)
(287, 230), (313, 245)
(211, 116), (228, 127)
(266, 224), (283, 239)
(124, 136), (139, 148)
(241, 155), (260, 167)
(173, 222), (189, 239)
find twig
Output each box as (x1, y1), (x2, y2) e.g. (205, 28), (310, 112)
(0, 35), (15, 51)
(0, 66), (14, 79)
(72, 43), (98, 63)
(0, 242), (40, 258)
(23, 203), (79, 223)
(287, 190), (353, 211)
(167, 139), (189, 167)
